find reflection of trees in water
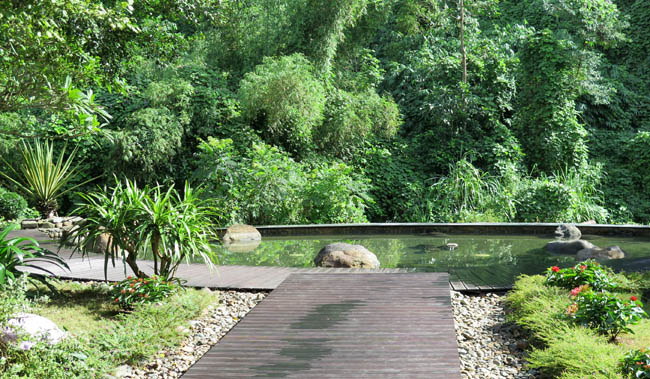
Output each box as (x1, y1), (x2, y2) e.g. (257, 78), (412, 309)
(215, 238), (406, 268)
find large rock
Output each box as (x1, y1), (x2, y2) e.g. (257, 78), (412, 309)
(1, 313), (67, 346)
(222, 224), (261, 244)
(545, 240), (596, 255)
(224, 240), (261, 253)
(554, 224), (581, 240)
(577, 246), (625, 260)
(314, 243), (380, 269)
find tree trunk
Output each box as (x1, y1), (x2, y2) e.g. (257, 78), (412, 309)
(459, 0), (467, 85)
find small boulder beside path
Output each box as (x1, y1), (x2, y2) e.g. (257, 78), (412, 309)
(314, 243), (380, 269)
(1, 313), (67, 348)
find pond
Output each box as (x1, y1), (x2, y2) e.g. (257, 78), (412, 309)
(214, 233), (650, 288)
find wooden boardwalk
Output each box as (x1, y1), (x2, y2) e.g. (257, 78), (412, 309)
(182, 273), (461, 378)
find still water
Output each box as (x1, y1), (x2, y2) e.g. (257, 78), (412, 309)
(215, 234), (650, 287)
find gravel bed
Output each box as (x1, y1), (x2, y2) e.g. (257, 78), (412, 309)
(115, 290), (268, 379)
(451, 291), (539, 379)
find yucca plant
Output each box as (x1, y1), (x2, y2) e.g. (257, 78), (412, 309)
(0, 139), (91, 218)
(0, 224), (69, 287)
(62, 178), (218, 280)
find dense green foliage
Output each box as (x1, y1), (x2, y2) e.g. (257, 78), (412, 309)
(0, 188), (27, 220)
(2, 0), (650, 224)
(110, 275), (180, 309)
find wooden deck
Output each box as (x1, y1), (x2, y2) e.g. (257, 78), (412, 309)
(182, 273), (461, 378)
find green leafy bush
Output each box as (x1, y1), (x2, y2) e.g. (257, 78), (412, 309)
(0, 188), (27, 220)
(110, 275), (180, 309)
(315, 88), (400, 158)
(238, 54), (326, 156)
(622, 348), (650, 378)
(194, 138), (370, 225)
(568, 291), (646, 340)
(64, 179), (217, 279)
(546, 260), (617, 292)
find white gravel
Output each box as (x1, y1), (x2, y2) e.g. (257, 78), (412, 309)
(451, 291), (539, 379)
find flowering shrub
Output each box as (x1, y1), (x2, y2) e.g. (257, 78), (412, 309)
(621, 348), (650, 378)
(110, 276), (180, 309)
(546, 260), (617, 291)
(567, 290), (646, 340)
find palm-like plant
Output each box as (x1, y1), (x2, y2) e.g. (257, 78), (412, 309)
(0, 139), (90, 218)
(63, 178), (218, 280)
(0, 224), (69, 287)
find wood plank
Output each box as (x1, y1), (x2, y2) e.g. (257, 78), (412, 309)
(182, 273), (461, 378)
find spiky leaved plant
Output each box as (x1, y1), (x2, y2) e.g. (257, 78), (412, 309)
(0, 139), (91, 218)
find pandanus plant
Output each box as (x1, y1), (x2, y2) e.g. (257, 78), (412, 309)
(62, 178), (218, 280)
(0, 139), (91, 218)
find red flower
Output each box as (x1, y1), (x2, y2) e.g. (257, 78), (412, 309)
(580, 265), (587, 271)
(121, 289), (127, 294)
(645, 364), (650, 369)
(551, 266), (560, 272)
(570, 287), (581, 296)
(631, 296), (638, 302)
(130, 283), (135, 288)
(637, 361), (643, 365)
(127, 276), (133, 279)
(129, 288), (135, 293)
(114, 298), (119, 302)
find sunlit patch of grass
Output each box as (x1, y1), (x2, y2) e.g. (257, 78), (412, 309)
(28, 281), (120, 335)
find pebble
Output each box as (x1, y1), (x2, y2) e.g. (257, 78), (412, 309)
(451, 291), (539, 379)
(116, 290), (267, 378)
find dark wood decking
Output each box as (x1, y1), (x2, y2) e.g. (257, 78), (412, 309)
(182, 273), (461, 378)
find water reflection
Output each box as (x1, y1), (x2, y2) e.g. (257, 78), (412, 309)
(212, 234), (650, 287)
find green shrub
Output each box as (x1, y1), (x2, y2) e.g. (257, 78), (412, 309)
(315, 88), (400, 158)
(546, 260), (617, 292)
(238, 54), (326, 156)
(0, 188), (27, 220)
(569, 291), (646, 340)
(194, 138), (370, 225)
(110, 275), (180, 309)
(64, 179), (217, 279)
(621, 349), (650, 378)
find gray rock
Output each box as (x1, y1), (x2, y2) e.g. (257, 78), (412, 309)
(314, 243), (380, 269)
(554, 224), (581, 240)
(577, 245), (625, 260)
(21, 220), (38, 229)
(545, 239), (596, 255)
(1, 313), (67, 345)
(222, 224), (261, 244)
(223, 240), (261, 253)
(37, 221), (55, 229)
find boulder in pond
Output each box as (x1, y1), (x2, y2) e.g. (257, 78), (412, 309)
(1, 313), (67, 346)
(224, 239), (261, 253)
(545, 239), (596, 255)
(222, 224), (261, 244)
(554, 224), (581, 240)
(314, 243), (380, 269)
(577, 245), (625, 260)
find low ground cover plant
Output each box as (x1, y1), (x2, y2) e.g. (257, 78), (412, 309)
(508, 262), (650, 378)
(1, 280), (217, 378)
(111, 275), (180, 309)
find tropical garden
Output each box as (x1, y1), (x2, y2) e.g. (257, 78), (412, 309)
(1, 0), (650, 377)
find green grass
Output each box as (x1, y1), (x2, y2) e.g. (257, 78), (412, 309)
(506, 274), (650, 378)
(1, 280), (218, 378)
